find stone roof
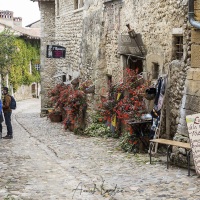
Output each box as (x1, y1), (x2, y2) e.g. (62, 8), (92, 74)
(0, 22), (40, 39)
(13, 25), (40, 38)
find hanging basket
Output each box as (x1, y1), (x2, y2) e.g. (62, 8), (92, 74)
(85, 85), (95, 94)
(71, 77), (79, 85)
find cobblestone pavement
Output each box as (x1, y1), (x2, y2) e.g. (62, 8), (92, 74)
(0, 98), (199, 200)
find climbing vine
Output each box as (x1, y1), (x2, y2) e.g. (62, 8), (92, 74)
(0, 27), (40, 91)
(0, 28), (16, 74)
(9, 38), (40, 91)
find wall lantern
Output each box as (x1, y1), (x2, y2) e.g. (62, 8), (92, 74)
(126, 24), (137, 39)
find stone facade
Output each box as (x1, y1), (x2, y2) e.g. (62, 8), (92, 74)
(39, 1), (56, 111)
(14, 83), (41, 101)
(36, 0), (200, 159)
(0, 10), (41, 101)
(172, 0), (200, 163)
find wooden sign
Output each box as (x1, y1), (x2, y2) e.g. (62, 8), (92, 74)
(186, 113), (200, 175)
(46, 45), (66, 58)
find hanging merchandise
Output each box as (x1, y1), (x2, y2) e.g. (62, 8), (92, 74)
(150, 75), (168, 138)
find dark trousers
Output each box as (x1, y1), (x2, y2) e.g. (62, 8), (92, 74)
(4, 111), (13, 136)
(0, 123), (2, 133)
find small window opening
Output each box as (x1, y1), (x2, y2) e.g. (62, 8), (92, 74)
(69, 75), (72, 80)
(107, 75), (112, 89)
(62, 75), (66, 82)
(152, 62), (159, 79)
(74, 0), (84, 10)
(56, 0), (60, 16)
(173, 36), (183, 60)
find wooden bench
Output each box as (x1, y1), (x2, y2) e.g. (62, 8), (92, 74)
(149, 139), (192, 176)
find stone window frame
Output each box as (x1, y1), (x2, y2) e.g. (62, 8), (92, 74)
(173, 35), (184, 60)
(56, 0), (60, 16)
(74, 0), (84, 10)
(146, 54), (163, 81)
(172, 28), (184, 61)
(62, 75), (67, 82)
(152, 62), (159, 80)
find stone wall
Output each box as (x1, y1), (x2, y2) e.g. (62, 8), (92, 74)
(102, 0), (189, 138)
(38, 0), (192, 142)
(39, 1), (56, 113)
(55, 0), (83, 82)
(14, 83), (41, 101)
(81, 1), (104, 106)
(173, 0), (200, 164)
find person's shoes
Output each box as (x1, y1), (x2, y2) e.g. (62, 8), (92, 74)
(2, 135), (13, 139)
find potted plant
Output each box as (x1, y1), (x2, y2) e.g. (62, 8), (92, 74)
(48, 110), (62, 122)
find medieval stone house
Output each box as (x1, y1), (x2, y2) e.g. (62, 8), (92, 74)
(0, 10), (41, 100)
(34, 0), (200, 159)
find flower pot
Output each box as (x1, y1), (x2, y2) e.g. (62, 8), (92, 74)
(69, 124), (74, 131)
(49, 114), (62, 122)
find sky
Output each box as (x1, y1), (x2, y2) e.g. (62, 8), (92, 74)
(0, 0), (40, 27)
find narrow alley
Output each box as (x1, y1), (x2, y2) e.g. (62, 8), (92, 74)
(0, 98), (199, 200)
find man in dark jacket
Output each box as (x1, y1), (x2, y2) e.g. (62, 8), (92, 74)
(2, 87), (13, 139)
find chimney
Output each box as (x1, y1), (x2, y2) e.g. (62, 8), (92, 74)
(0, 10), (14, 27)
(13, 17), (22, 27)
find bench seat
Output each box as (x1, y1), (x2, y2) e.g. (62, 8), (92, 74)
(149, 139), (192, 176)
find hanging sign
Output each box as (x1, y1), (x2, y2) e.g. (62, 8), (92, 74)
(46, 45), (66, 58)
(186, 113), (200, 175)
(118, 33), (146, 57)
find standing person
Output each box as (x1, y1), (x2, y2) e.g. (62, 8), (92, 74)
(2, 87), (13, 139)
(0, 99), (3, 138)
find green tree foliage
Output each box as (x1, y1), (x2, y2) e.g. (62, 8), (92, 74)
(0, 28), (16, 74)
(10, 38), (40, 90)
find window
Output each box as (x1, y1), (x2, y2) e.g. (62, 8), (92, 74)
(126, 55), (143, 74)
(173, 36), (183, 60)
(56, 0), (60, 16)
(62, 75), (66, 82)
(69, 75), (72, 80)
(152, 62), (159, 79)
(74, 0), (84, 10)
(107, 75), (112, 89)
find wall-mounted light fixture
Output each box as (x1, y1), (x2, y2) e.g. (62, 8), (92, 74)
(126, 24), (136, 38)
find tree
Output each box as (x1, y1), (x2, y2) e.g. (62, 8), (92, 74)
(0, 27), (40, 94)
(0, 28), (16, 75)
(0, 28), (16, 98)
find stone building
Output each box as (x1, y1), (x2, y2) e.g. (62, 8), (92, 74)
(33, 0), (200, 160)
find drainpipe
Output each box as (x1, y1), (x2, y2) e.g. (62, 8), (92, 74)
(189, 0), (200, 29)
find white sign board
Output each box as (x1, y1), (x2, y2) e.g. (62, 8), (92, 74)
(186, 113), (200, 175)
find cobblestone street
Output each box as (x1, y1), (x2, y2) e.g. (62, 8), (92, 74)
(0, 98), (199, 200)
